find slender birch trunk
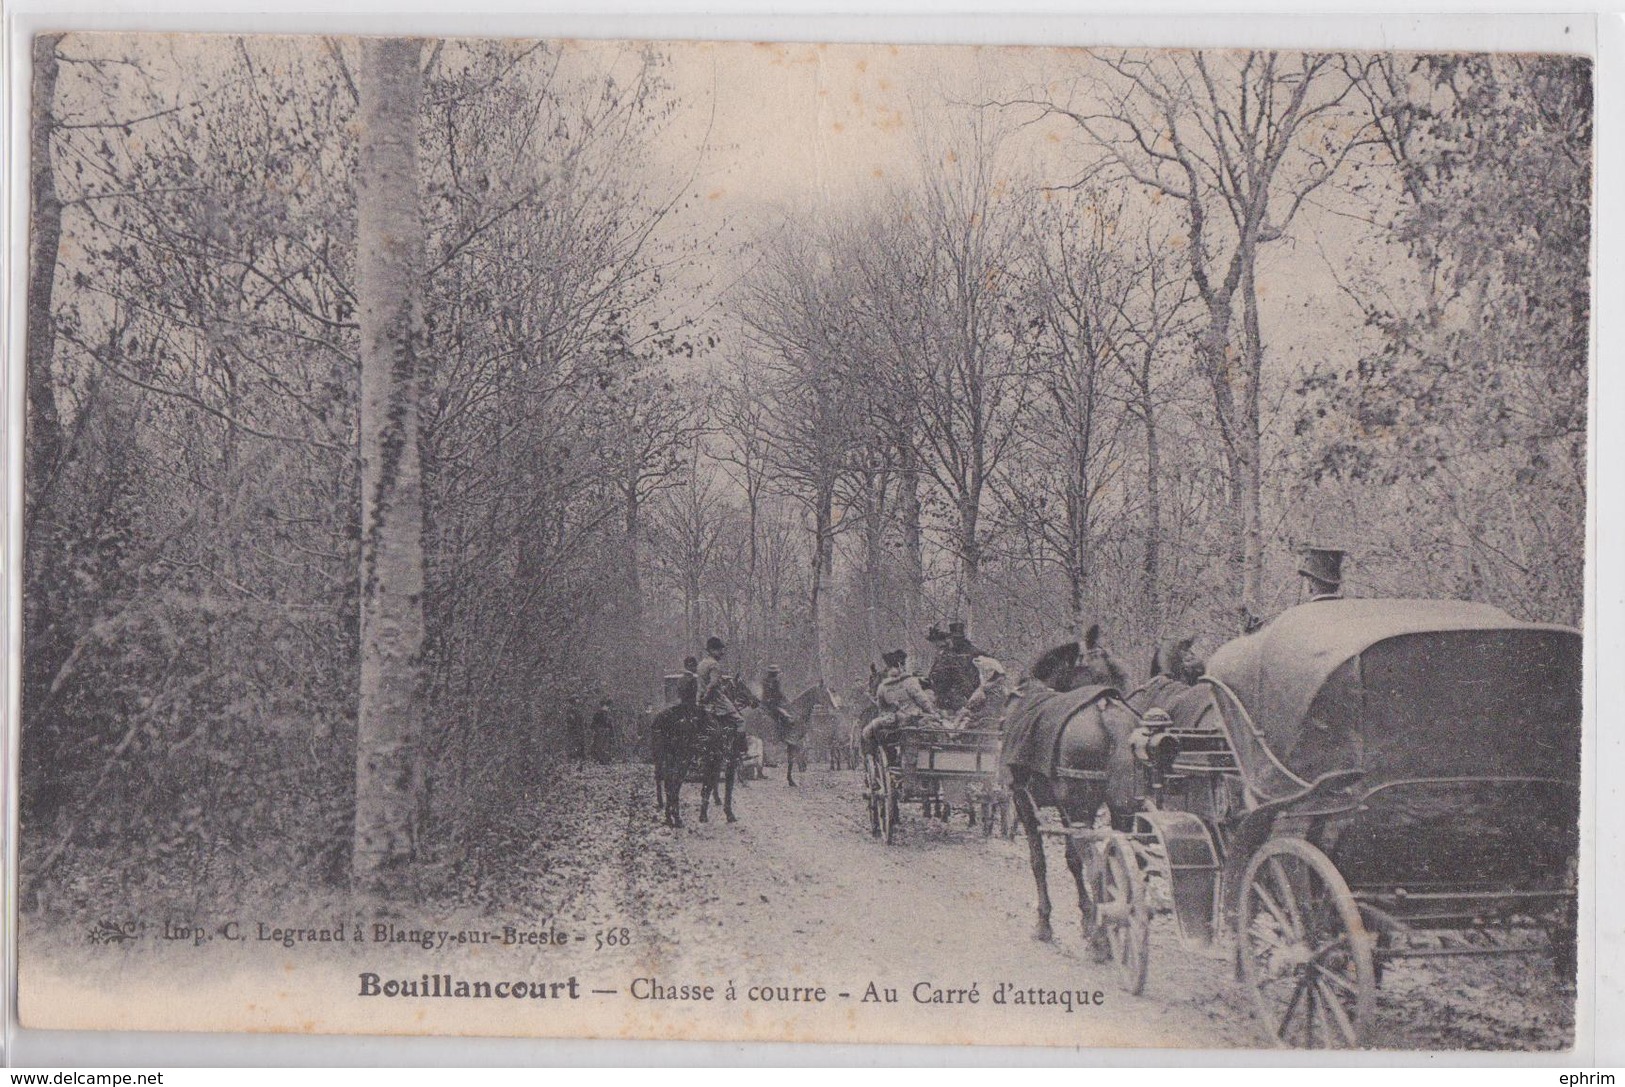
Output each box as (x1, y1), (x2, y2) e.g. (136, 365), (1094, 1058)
(354, 36), (428, 886)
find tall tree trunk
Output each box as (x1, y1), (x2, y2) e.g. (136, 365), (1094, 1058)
(1198, 302), (1248, 621)
(861, 472), (886, 663)
(897, 441), (924, 630)
(25, 33), (64, 520)
(622, 458), (642, 619)
(1240, 263), (1266, 614)
(957, 491), (981, 627)
(1140, 354), (1162, 627)
(809, 485), (834, 686)
(354, 36), (427, 888)
(21, 33), (71, 825)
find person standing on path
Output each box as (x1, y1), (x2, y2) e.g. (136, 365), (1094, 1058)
(591, 697), (615, 764)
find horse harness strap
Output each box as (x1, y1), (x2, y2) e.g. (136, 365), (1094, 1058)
(1053, 767), (1110, 782)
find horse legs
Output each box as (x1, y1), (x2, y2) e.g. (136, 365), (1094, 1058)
(699, 759), (713, 823)
(786, 744), (798, 787)
(1012, 784), (1054, 942)
(723, 750), (738, 823)
(1064, 836), (1110, 962)
(664, 775), (683, 828)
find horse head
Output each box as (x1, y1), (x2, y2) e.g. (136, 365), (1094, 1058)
(1149, 635), (1203, 686)
(1029, 624), (1130, 693)
(725, 676), (759, 709)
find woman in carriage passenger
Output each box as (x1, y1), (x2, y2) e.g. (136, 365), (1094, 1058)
(954, 651), (1009, 730)
(862, 649), (938, 759)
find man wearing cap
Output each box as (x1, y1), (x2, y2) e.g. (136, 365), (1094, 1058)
(696, 636), (742, 729)
(1299, 545), (1347, 602)
(863, 649), (938, 760)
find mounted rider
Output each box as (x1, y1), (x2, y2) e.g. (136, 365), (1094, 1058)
(696, 636), (743, 729)
(862, 649), (938, 759)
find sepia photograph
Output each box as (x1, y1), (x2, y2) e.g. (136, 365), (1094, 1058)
(13, 26), (1591, 1053)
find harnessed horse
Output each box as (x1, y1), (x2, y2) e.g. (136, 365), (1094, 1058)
(1001, 625), (1140, 952)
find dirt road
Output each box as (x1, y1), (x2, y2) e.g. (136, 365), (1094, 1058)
(22, 761), (1572, 1049)
(514, 761), (1573, 1051)
(613, 762), (1253, 1049)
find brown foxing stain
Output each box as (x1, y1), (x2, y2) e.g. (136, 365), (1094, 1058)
(875, 109), (905, 134)
(707, 188), (726, 200)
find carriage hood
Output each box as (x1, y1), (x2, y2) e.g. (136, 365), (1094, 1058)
(1203, 598), (1581, 786)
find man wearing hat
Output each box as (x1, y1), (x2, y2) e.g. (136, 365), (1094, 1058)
(927, 619), (981, 713)
(696, 636), (742, 729)
(946, 619), (985, 658)
(1299, 545), (1347, 602)
(863, 649), (938, 760)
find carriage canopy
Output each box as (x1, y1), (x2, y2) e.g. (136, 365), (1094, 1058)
(1203, 599), (1582, 789)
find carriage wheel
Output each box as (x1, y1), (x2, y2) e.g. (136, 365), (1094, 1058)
(863, 755), (882, 837)
(1237, 837), (1375, 1049)
(881, 766), (900, 845)
(1097, 835), (1151, 996)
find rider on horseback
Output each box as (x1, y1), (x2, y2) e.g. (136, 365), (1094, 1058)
(862, 649), (937, 759)
(696, 636), (742, 729)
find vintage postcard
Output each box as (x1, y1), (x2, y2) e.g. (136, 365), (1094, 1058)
(14, 29), (1591, 1052)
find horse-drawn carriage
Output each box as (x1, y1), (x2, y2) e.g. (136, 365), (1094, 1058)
(863, 724), (1010, 843)
(1060, 599), (1581, 1047)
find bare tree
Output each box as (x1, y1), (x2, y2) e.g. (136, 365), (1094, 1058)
(1023, 50), (1377, 621)
(906, 114), (1036, 624)
(354, 36), (428, 885)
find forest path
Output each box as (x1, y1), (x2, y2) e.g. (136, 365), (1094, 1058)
(549, 761), (1574, 1052)
(597, 761), (1259, 1049)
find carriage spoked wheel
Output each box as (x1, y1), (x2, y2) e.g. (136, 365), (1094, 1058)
(880, 760), (901, 845)
(1094, 835), (1150, 996)
(1237, 837), (1375, 1049)
(863, 754), (883, 837)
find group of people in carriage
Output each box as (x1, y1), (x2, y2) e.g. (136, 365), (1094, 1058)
(859, 545), (1356, 768)
(861, 619), (1009, 762)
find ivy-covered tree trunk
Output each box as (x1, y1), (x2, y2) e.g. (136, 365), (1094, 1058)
(354, 36), (427, 887)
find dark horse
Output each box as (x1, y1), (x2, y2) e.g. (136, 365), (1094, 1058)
(651, 702), (700, 823)
(1001, 624), (1140, 951)
(654, 677), (759, 828)
(1124, 636), (1203, 714)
